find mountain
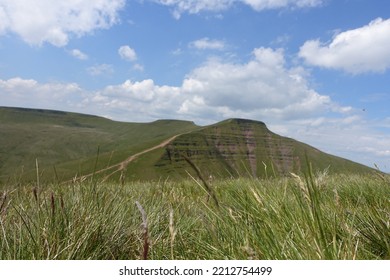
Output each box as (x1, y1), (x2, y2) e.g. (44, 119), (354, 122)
(123, 118), (374, 180)
(0, 107), (373, 183)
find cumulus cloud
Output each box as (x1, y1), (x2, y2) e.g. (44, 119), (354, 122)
(70, 49), (88, 60)
(189, 37), (226, 50)
(0, 0), (125, 46)
(118, 45), (138, 61)
(0, 77), (84, 110)
(299, 18), (390, 74)
(1, 48), (332, 123)
(179, 47), (334, 121)
(49, 47), (335, 123)
(152, 0), (323, 18)
(0, 47), (342, 123)
(77, 47), (343, 125)
(86, 79), (181, 120)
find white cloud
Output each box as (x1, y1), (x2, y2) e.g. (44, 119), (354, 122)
(0, 77), (84, 110)
(273, 116), (390, 171)
(77, 47), (344, 126)
(299, 18), (390, 74)
(0, 0), (125, 46)
(74, 47), (350, 125)
(0, 47), (344, 123)
(189, 37), (226, 50)
(70, 49), (88, 60)
(152, 0), (234, 19)
(152, 0), (323, 18)
(87, 64), (114, 76)
(179, 47), (334, 121)
(86, 79), (182, 120)
(103, 79), (157, 102)
(5, 48), (336, 123)
(118, 45), (138, 61)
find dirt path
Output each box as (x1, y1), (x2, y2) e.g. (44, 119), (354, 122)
(66, 134), (181, 183)
(118, 134), (179, 170)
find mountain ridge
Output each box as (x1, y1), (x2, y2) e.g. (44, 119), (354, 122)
(0, 106), (374, 183)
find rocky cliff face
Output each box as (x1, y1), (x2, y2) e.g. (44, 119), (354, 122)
(155, 119), (304, 178)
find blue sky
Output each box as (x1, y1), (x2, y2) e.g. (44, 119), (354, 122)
(0, 0), (389, 171)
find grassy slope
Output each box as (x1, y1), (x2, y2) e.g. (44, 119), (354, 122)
(1, 173), (389, 259)
(0, 107), (198, 183)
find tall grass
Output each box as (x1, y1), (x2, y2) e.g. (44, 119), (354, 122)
(0, 171), (389, 259)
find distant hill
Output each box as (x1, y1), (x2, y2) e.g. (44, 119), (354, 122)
(0, 107), (374, 183)
(0, 106), (198, 183)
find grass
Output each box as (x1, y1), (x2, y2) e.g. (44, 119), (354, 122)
(1, 107), (386, 260)
(0, 170), (389, 260)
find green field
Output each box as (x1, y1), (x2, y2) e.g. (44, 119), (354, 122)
(1, 169), (389, 260)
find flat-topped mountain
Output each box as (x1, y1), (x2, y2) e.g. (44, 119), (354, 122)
(0, 107), (373, 183)
(136, 118), (373, 180)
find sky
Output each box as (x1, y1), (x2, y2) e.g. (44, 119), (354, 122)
(0, 0), (389, 172)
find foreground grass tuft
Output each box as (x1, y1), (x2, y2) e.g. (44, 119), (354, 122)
(0, 172), (389, 259)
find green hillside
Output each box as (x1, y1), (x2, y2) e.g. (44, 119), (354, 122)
(0, 107), (374, 183)
(0, 107), (198, 183)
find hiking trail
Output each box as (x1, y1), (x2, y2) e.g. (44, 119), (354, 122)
(66, 134), (181, 183)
